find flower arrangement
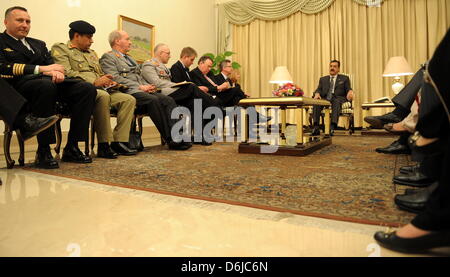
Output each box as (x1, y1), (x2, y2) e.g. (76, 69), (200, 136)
(272, 83), (304, 97)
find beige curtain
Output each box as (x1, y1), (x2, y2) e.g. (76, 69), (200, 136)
(230, 0), (450, 126)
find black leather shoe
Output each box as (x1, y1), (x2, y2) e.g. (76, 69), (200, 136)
(311, 126), (320, 136)
(394, 182), (438, 213)
(364, 112), (401, 129)
(375, 140), (411, 154)
(383, 123), (410, 135)
(111, 142), (137, 156)
(404, 187), (426, 195)
(400, 164), (420, 175)
(35, 147), (59, 169)
(62, 145), (92, 163)
(97, 143), (118, 159)
(393, 171), (434, 187)
(374, 230), (450, 254)
(168, 141), (192, 150)
(17, 114), (59, 141)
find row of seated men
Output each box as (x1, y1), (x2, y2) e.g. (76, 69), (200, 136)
(1, 6), (356, 170)
(0, 6), (272, 170)
(362, 25), (450, 254)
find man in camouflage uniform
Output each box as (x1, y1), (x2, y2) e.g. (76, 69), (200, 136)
(51, 21), (137, 158)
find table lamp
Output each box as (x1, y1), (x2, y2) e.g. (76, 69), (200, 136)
(269, 66), (293, 87)
(382, 56), (414, 94)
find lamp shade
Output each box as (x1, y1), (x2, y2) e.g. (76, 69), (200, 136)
(269, 66), (293, 84)
(382, 56), (414, 77)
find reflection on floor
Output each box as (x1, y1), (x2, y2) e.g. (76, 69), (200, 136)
(0, 135), (442, 257)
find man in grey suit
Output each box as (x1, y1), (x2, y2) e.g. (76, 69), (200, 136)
(312, 60), (354, 136)
(99, 30), (191, 150)
(140, 43), (219, 145)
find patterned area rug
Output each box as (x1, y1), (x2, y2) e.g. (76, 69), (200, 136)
(24, 136), (415, 227)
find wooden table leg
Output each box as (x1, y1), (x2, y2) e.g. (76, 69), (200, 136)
(324, 107), (331, 136)
(295, 107), (304, 146)
(362, 108), (369, 129)
(281, 107), (287, 142)
(241, 107), (248, 143)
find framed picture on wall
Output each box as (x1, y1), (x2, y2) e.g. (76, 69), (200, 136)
(118, 15), (155, 63)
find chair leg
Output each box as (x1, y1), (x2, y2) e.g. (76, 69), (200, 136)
(90, 118), (95, 156)
(3, 124), (15, 169)
(54, 118), (63, 159)
(18, 131), (25, 166)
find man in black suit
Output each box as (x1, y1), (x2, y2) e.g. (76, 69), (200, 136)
(170, 47), (196, 83)
(312, 60), (354, 136)
(0, 6), (97, 168)
(214, 59), (249, 106)
(190, 56), (239, 108)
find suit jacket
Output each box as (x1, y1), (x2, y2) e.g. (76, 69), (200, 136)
(170, 60), (192, 83)
(214, 72), (233, 87)
(314, 74), (352, 99)
(190, 67), (219, 95)
(0, 31), (53, 86)
(141, 58), (178, 96)
(99, 49), (147, 94)
(1, 61), (36, 78)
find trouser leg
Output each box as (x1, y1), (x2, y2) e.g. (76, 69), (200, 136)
(17, 78), (58, 145)
(93, 89), (113, 143)
(110, 91), (136, 142)
(57, 81), (97, 143)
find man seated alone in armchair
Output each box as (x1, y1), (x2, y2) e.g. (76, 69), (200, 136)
(311, 60), (354, 136)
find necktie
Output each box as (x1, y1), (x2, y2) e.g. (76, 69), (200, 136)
(21, 38), (34, 54)
(204, 74), (217, 86)
(327, 76), (335, 101)
(184, 66), (191, 80)
(124, 55), (136, 66)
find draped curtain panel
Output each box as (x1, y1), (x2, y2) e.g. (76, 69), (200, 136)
(221, 0), (450, 126)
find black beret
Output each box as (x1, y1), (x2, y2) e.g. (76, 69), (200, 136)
(69, 20), (96, 35)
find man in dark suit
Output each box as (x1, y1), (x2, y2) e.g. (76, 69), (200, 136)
(214, 59), (249, 105)
(312, 60), (354, 136)
(0, 6), (97, 168)
(190, 56), (239, 108)
(170, 47), (196, 83)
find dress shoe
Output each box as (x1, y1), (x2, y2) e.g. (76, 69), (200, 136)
(394, 182), (438, 213)
(168, 141), (192, 150)
(383, 123), (411, 135)
(17, 114), (59, 141)
(375, 140), (411, 154)
(35, 147), (59, 169)
(364, 112), (401, 129)
(62, 145), (92, 163)
(97, 143), (118, 159)
(404, 187), (426, 195)
(374, 230), (450, 254)
(400, 164), (419, 175)
(393, 171), (434, 187)
(311, 126), (320, 136)
(111, 142), (137, 156)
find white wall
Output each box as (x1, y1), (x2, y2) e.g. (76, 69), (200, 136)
(0, 0), (217, 132)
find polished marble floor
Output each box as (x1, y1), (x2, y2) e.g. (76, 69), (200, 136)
(0, 136), (443, 257)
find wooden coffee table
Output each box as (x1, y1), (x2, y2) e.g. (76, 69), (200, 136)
(237, 97), (332, 156)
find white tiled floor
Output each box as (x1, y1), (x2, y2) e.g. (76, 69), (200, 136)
(0, 137), (443, 257)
